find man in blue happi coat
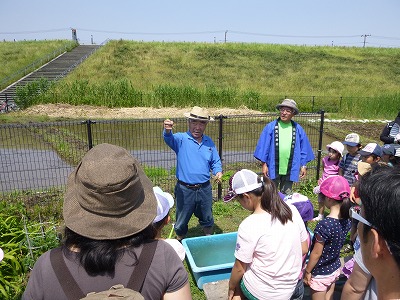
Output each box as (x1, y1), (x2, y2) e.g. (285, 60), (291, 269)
(254, 99), (314, 194)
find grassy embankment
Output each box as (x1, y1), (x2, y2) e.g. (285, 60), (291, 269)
(0, 40), (77, 90)
(2, 39), (399, 121)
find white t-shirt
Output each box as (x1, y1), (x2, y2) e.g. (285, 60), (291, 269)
(164, 238), (186, 261)
(235, 205), (307, 300)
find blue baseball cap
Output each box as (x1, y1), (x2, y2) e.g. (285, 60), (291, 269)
(382, 144), (396, 156)
(358, 143), (382, 157)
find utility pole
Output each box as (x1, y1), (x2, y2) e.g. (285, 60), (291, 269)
(361, 34), (371, 48)
(225, 30), (228, 43)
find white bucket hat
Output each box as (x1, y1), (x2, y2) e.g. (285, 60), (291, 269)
(153, 186), (174, 223)
(326, 141), (344, 157)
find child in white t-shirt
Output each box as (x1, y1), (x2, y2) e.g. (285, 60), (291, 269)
(225, 169), (308, 300)
(152, 187), (186, 261)
(313, 141), (344, 221)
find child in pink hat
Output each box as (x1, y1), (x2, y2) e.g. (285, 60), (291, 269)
(304, 175), (352, 299)
(313, 141), (344, 221)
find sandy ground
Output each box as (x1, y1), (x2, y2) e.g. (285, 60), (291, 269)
(22, 104), (265, 119)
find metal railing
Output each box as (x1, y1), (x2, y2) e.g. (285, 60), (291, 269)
(0, 112), (324, 198)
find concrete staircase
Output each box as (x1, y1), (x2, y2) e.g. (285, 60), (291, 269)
(0, 44), (101, 106)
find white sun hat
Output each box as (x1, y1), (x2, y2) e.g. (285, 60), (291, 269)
(153, 186), (174, 223)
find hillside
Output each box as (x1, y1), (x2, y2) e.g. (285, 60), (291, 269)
(0, 40), (77, 89)
(67, 40), (400, 97)
(3, 40), (400, 118)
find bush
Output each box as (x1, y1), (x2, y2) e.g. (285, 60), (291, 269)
(0, 202), (60, 299)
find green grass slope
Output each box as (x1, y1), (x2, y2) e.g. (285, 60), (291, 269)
(6, 40), (400, 118)
(0, 40), (77, 89)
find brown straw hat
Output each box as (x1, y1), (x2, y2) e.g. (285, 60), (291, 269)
(184, 106), (214, 121)
(63, 143), (157, 240)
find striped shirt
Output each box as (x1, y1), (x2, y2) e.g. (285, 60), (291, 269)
(339, 153), (361, 186)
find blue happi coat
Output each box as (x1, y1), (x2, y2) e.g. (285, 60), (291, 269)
(254, 119), (315, 182)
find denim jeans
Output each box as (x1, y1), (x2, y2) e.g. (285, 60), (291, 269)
(174, 181), (213, 236)
(290, 279), (304, 300)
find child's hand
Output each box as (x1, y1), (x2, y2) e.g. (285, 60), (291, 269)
(303, 271), (311, 286)
(313, 185), (320, 194)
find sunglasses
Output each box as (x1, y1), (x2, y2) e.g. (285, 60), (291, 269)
(350, 206), (374, 228)
(350, 207), (394, 255)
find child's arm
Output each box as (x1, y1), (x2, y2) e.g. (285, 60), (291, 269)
(228, 259), (247, 300)
(304, 236), (324, 285)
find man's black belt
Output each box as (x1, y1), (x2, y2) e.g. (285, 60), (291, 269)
(178, 180), (209, 189)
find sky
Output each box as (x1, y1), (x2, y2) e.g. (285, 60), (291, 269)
(1, 0), (400, 48)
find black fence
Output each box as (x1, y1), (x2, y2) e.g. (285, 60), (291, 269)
(0, 112), (324, 199)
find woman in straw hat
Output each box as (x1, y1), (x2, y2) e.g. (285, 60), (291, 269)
(22, 144), (192, 300)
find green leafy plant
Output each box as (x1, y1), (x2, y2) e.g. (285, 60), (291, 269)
(0, 208), (60, 299)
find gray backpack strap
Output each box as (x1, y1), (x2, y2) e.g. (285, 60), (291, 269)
(127, 241), (158, 291)
(50, 247), (85, 299)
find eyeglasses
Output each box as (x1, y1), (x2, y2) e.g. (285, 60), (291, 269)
(350, 206), (374, 228)
(279, 107), (293, 113)
(350, 207), (394, 255)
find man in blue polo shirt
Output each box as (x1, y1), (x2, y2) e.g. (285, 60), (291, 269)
(163, 106), (222, 241)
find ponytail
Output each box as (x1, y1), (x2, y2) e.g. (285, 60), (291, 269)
(339, 197), (352, 219)
(257, 176), (293, 224)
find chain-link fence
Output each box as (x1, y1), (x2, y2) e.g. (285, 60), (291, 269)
(0, 112), (324, 199)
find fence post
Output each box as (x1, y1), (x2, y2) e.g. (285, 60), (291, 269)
(217, 115), (226, 200)
(312, 96), (315, 112)
(82, 120), (96, 149)
(316, 110), (325, 180)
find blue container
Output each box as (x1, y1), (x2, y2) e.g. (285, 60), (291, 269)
(182, 232), (237, 289)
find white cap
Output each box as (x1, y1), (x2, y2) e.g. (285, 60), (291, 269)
(326, 141), (344, 157)
(153, 186), (174, 223)
(232, 169), (262, 195)
(0, 248), (3, 262)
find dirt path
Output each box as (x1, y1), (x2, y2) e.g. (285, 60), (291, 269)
(22, 104), (265, 119)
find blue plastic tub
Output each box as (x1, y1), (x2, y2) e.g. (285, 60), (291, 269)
(182, 232), (237, 289)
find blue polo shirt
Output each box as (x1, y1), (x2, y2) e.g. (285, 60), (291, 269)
(163, 130), (222, 184)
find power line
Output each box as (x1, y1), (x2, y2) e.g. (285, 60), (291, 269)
(77, 28), (226, 35)
(0, 28), (70, 34)
(229, 31), (361, 39)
